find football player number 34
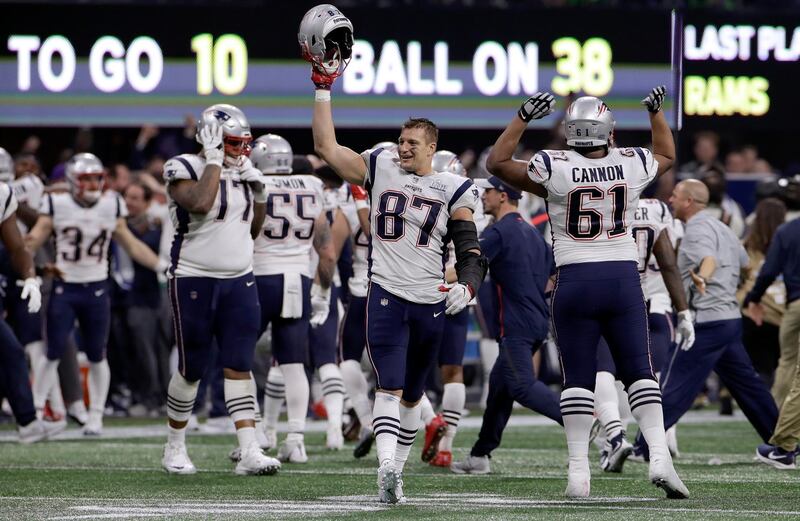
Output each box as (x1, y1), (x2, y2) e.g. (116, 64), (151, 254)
(375, 191), (443, 247)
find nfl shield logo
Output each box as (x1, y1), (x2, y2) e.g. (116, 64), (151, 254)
(190, 291), (198, 300)
(380, 298), (389, 307)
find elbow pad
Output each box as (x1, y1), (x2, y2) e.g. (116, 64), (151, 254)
(449, 219), (488, 295)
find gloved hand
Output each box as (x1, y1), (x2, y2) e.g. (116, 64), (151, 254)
(20, 277), (41, 314)
(350, 183), (369, 210)
(440, 282), (473, 315)
(199, 123), (224, 167)
(675, 309), (695, 351)
(310, 283), (331, 327)
(641, 85), (666, 113)
(311, 64), (336, 90)
(518, 92), (556, 123)
(238, 166), (266, 203)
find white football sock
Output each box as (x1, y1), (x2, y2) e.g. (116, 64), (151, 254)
(340, 359), (373, 428)
(26, 341), (65, 412)
(87, 360), (110, 415)
(615, 379), (632, 432)
(281, 363), (309, 435)
(628, 379), (670, 463)
(263, 365), (285, 432)
(319, 363), (345, 430)
(32, 358), (59, 416)
(594, 371), (623, 438)
(372, 392), (400, 466)
(439, 382), (465, 452)
(479, 339), (499, 407)
(394, 402), (421, 473)
(225, 377), (257, 449)
(561, 387), (594, 476)
(419, 393), (436, 425)
(167, 372), (199, 423)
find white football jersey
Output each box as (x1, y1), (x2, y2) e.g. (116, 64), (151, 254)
(362, 148), (480, 303)
(632, 198), (674, 314)
(164, 154), (255, 279)
(253, 174), (325, 278)
(528, 147), (659, 267)
(341, 196), (369, 298)
(1, 183), (19, 222)
(39, 191), (126, 284)
(11, 174), (44, 232)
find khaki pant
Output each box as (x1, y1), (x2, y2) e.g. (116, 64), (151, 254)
(769, 299), (800, 451)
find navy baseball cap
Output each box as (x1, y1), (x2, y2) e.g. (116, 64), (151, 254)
(474, 176), (522, 200)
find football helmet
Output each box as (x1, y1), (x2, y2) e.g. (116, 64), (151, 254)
(373, 141), (398, 155)
(66, 153), (105, 203)
(564, 96), (615, 147)
(196, 104), (252, 168)
(250, 134), (293, 174)
(432, 150), (465, 176)
(0, 147), (12, 183)
(298, 4), (354, 77)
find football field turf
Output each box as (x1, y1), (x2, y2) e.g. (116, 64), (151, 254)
(1, 411), (798, 520)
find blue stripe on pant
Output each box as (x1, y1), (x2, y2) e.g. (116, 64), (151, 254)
(551, 261), (655, 390)
(169, 273), (260, 382)
(471, 336), (562, 457)
(339, 295), (367, 362)
(366, 283), (444, 403)
(309, 285), (340, 369)
(256, 274), (311, 365)
(0, 316), (36, 426)
(635, 318), (778, 456)
(47, 281), (110, 363)
(439, 307), (469, 366)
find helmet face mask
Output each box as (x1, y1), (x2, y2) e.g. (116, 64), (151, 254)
(196, 104), (252, 168)
(66, 153), (105, 203)
(564, 96), (615, 148)
(250, 134), (293, 174)
(298, 4), (354, 77)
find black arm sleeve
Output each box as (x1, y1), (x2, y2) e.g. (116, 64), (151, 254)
(449, 219), (488, 295)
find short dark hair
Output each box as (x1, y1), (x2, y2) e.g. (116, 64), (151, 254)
(124, 181), (153, 202)
(401, 117), (438, 144)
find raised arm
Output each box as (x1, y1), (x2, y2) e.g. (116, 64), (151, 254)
(167, 124), (225, 214)
(312, 92), (368, 185)
(487, 93), (555, 199)
(641, 86), (675, 177)
(113, 218), (164, 272)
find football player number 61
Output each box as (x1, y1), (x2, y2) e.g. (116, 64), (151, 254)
(191, 33), (248, 96)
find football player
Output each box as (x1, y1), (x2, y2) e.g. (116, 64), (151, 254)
(487, 87), (689, 498)
(302, 5), (487, 503)
(26, 153), (166, 436)
(156, 104), (280, 476)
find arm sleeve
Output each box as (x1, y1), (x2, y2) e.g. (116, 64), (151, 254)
(163, 156), (200, 184)
(527, 152), (553, 189)
(0, 185), (18, 222)
(479, 228), (503, 263)
(746, 228), (785, 303)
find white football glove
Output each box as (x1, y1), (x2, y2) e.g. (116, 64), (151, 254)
(238, 167), (267, 203)
(641, 85), (666, 113)
(518, 92), (556, 123)
(199, 122), (224, 167)
(20, 277), (42, 314)
(309, 283), (331, 327)
(675, 310), (695, 351)
(444, 283), (472, 315)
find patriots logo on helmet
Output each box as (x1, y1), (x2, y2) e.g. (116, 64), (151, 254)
(471, 187), (479, 199)
(212, 110), (231, 122)
(166, 169), (178, 178)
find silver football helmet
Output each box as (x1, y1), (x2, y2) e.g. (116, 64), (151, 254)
(196, 103), (252, 167)
(0, 147), (12, 183)
(250, 134), (293, 174)
(66, 153), (105, 203)
(564, 96), (615, 147)
(432, 150), (465, 176)
(298, 4), (354, 76)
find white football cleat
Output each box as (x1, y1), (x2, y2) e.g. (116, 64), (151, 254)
(277, 437), (308, 463)
(162, 442), (197, 475)
(67, 400), (88, 426)
(228, 447), (242, 463)
(82, 411), (103, 436)
(649, 458), (689, 499)
(18, 418), (67, 444)
(377, 460), (403, 504)
(235, 445), (281, 476)
(326, 424), (344, 450)
(565, 461), (591, 498)
(450, 455), (491, 475)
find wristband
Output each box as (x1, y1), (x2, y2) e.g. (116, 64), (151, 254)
(253, 190), (267, 204)
(355, 199), (369, 211)
(315, 89), (331, 102)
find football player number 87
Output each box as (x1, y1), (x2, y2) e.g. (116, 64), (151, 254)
(376, 191), (443, 247)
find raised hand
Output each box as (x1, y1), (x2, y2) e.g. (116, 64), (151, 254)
(518, 92), (556, 123)
(641, 85), (666, 113)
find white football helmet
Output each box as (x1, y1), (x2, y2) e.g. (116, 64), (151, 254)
(432, 150), (465, 176)
(66, 153), (105, 203)
(564, 96), (615, 147)
(0, 147), (13, 183)
(250, 134), (293, 174)
(298, 4), (354, 76)
(196, 104), (252, 168)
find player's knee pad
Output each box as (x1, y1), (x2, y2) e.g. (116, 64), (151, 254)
(167, 372), (200, 422)
(224, 378), (256, 423)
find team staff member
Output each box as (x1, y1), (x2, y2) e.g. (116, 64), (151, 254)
(451, 176), (562, 475)
(746, 215), (800, 468)
(634, 180), (778, 458)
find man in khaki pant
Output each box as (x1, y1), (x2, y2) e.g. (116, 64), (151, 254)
(747, 216), (800, 469)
